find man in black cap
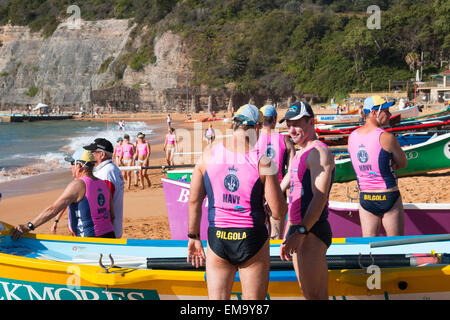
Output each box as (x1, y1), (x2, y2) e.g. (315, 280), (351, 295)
(278, 101), (335, 300)
(84, 138), (125, 238)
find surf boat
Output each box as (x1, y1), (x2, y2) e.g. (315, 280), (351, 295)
(334, 132), (450, 182)
(1, 221), (450, 300)
(165, 132), (450, 183)
(161, 178), (450, 240)
(315, 105), (420, 126)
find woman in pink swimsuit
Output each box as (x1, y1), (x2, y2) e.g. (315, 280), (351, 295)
(134, 132), (151, 189)
(163, 127), (177, 166)
(187, 104), (287, 300)
(113, 137), (124, 166)
(120, 134), (135, 190)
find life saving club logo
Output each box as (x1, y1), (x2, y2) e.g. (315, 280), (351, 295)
(357, 145), (369, 163)
(97, 189), (106, 206)
(266, 143), (276, 159)
(224, 166), (240, 192)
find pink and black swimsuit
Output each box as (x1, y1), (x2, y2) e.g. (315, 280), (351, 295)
(203, 143), (268, 265)
(287, 141), (333, 247)
(348, 128), (401, 216)
(68, 177), (115, 238)
(256, 131), (288, 184)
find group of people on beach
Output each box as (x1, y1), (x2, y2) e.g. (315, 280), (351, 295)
(11, 95), (407, 300)
(113, 132), (152, 190)
(187, 96), (406, 300)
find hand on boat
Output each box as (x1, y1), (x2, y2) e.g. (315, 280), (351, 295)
(187, 239), (206, 268)
(11, 224), (30, 241)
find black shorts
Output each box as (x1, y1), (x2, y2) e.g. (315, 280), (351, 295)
(99, 231), (116, 238)
(207, 225), (268, 265)
(285, 220), (333, 248)
(359, 191), (401, 217)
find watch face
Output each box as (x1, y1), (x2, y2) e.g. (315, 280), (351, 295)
(298, 226), (306, 234)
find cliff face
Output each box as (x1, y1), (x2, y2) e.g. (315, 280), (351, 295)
(0, 18), (278, 113)
(0, 19), (195, 110)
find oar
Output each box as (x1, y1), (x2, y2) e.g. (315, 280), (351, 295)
(119, 164), (195, 171)
(146, 254), (446, 271)
(370, 234), (450, 248)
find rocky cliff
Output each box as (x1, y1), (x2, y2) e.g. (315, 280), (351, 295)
(0, 18), (290, 113)
(0, 18), (199, 111)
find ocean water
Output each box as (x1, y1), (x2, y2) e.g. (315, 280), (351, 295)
(0, 119), (154, 184)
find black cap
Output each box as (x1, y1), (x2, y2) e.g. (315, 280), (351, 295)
(83, 138), (114, 153)
(279, 101), (315, 123)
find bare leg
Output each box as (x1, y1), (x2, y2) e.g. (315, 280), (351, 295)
(292, 233), (329, 300)
(238, 239), (270, 300)
(381, 195), (404, 236)
(359, 204), (382, 237)
(206, 246), (237, 300)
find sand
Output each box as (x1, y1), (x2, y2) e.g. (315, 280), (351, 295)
(1, 106), (449, 239)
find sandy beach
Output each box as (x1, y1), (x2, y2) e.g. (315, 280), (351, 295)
(1, 106), (449, 240)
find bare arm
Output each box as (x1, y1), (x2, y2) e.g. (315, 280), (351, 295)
(12, 180), (85, 240)
(380, 132), (407, 170)
(259, 156), (288, 222)
(301, 147), (335, 231)
(187, 146), (211, 268)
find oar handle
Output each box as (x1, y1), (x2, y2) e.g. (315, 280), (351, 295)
(370, 234), (450, 248)
(146, 254), (421, 271)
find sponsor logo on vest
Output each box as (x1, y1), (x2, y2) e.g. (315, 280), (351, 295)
(265, 143), (276, 159)
(363, 194), (387, 201)
(216, 230), (247, 240)
(357, 145), (369, 163)
(97, 189), (105, 206)
(224, 166), (240, 192)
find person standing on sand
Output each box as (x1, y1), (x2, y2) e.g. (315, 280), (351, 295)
(167, 114), (172, 128)
(256, 105), (295, 240)
(187, 104), (287, 300)
(204, 124), (216, 145)
(120, 134), (135, 190)
(134, 132), (152, 189)
(278, 101), (336, 300)
(83, 138), (125, 239)
(113, 137), (124, 167)
(12, 149), (115, 240)
(164, 127), (177, 166)
(348, 96), (407, 237)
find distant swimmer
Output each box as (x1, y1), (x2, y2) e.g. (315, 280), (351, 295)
(11, 149), (115, 240)
(348, 96), (407, 237)
(187, 104), (287, 300)
(164, 127), (177, 167)
(134, 132), (152, 189)
(118, 120), (125, 131)
(256, 105), (295, 240)
(278, 101), (335, 300)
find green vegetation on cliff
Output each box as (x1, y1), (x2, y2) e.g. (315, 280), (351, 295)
(0, 0), (448, 100)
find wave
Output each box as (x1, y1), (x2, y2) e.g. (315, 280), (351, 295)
(0, 121), (153, 184)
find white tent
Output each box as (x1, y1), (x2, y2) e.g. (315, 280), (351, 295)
(32, 103), (48, 111)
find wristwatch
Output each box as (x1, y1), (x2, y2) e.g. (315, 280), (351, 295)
(296, 225), (308, 235)
(27, 222), (36, 231)
(187, 233), (200, 240)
